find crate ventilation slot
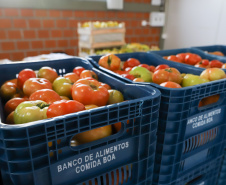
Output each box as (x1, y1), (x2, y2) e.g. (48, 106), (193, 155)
(184, 127), (218, 154)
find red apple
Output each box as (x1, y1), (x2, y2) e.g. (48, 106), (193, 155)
(23, 78), (52, 97)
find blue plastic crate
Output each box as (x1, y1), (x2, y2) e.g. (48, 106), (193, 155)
(217, 148), (226, 185)
(150, 47), (226, 70)
(153, 155), (223, 185)
(88, 52), (226, 184)
(88, 52), (204, 77)
(0, 58), (161, 185)
(192, 45), (226, 61)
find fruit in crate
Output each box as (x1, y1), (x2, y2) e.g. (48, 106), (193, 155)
(23, 78), (52, 97)
(208, 51), (224, 56)
(98, 54), (121, 71)
(129, 66), (153, 82)
(107, 89), (124, 104)
(14, 100), (49, 124)
(200, 68), (225, 81)
(81, 21), (120, 28)
(163, 52), (226, 69)
(181, 74), (209, 87)
(52, 77), (73, 99)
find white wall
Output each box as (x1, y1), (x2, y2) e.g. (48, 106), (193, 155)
(163, 0), (226, 49)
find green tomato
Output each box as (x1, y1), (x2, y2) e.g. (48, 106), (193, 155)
(52, 77), (72, 98)
(14, 100), (49, 124)
(182, 74), (209, 87)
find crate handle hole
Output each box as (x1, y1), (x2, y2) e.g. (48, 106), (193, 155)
(186, 174), (205, 185)
(198, 94), (220, 108)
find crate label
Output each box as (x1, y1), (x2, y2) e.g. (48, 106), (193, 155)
(186, 107), (224, 136)
(50, 138), (135, 185)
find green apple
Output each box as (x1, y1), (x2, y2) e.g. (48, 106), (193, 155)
(52, 77), (72, 98)
(200, 68), (225, 81)
(107, 89), (124, 104)
(129, 66), (152, 82)
(182, 74), (209, 87)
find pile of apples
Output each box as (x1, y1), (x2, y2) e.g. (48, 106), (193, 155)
(98, 54), (226, 88)
(163, 52), (226, 69)
(0, 66), (126, 145)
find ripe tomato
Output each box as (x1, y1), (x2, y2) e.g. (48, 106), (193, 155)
(194, 59), (210, 68)
(4, 97), (28, 116)
(0, 81), (18, 101)
(152, 68), (182, 85)
(17, 69), (36, 89)
(184, 53), (202, 65)
(72, 78), (109, 106)
(176, 53), (188, 62)
(160, 81), (182, 88)
(121, 74), (135, 80)
(64, 72), (80, 83)
(133, 78), (144, 82)
(47, 100), (85, 118)
(80, 70), (98, 80)
(209, 60), (224, 68)
(23, 78), (52, 97)
(6, 111), (15, 124)
(114, 70), (128, 75)
(99, 82), (111, 90)
(154, 64), (170, 72)
(98, 54), (121, 71)
(123, 58), (140, 70)
(124, 67), (132, 72)
(29, 89), (61, 104)
(37, 66), (58, 83)
(138, 64), (155, 72)
(222, 64), (226, 69)
(167, 55), (183, 63)
(73, 66), (85, 76)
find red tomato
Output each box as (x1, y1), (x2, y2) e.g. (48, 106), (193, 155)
(72, 78), (109, 106)
(160, 81), (182, 88)
(222, 64), (226, 69)
(0, 82), (18, 101)
(29, 89), (61, 104)
(209, 60), (224, 68)
(113, 70), (128, 75)
(23, 78), (52, 97)
(4, 97), (28, 116)
(154, 64), (170, 72)
(64, 72), (80, 83)
(149, 65), (156, 73)
(123, 58), (141, 70)
(73, 66), (85, 76)
(121, 74), (135, 80)
(152, 68), (182, 85)
(17, 69), (36, 89)
(167, 55), (183, 63)
(47, 100), (85, 118)
(98, 54), (121, 71)
(138, 64), (154, 72)
(80, 70), (98, 80)
(124, 67), (132, 72)
(176, 53), (188, 62)
(194, 59), (210, 68)
(99, 82), (111, 90)
(184, 53), (202, 65)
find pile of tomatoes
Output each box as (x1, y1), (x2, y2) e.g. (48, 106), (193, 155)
(0, 66), (122, 125)
(163, 52), (226, 69)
